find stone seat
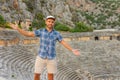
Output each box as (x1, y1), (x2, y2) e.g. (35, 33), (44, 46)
(0, 39), (120, 80)
(55, 64), (80, 80)
(0, 46), (34, 80)
(94, 74), (120, 80)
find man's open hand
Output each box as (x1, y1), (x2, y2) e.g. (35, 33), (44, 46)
(72, 49), (80, 56)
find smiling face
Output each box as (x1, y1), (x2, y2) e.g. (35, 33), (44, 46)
(45, 18), (55, 29)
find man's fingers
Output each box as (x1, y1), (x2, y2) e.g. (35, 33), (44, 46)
(72, 49), (80, 56)
(75, 51), (80, 55)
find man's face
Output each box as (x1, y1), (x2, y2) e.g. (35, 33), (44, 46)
(45, 18), (55, 28)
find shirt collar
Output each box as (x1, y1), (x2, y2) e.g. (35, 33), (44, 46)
(44, 28), (55, 33)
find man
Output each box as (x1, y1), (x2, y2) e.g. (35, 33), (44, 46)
(9, 15), (80, 80)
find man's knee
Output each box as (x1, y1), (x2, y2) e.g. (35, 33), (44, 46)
(48, 73), (54, 80)
(34, 73), (40, 80)
(34, 73), (40, 77)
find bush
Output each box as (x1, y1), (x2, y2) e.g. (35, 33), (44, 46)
(32, 19), (45, 29)
(70, 22), (93, 32)
(28, 26), (33, 31)
(4, 22), (11, 28)
(35, 13), (44, 20)
(54, 22), (70, 31)
(0, 15), (6, 27)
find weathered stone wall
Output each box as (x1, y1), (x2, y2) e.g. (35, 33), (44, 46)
(0, 29), (120, 47)
(0, 29), (39, 47)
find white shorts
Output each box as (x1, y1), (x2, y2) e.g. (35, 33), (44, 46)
(34, 56), (57, 74)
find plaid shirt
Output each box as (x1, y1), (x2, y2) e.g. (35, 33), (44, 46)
(34, 28), (63, 59)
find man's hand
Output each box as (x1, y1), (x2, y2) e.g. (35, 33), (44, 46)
(72, 49), (80, 56)
(9, 22), (18, 30)
(8, 22), (35, 37)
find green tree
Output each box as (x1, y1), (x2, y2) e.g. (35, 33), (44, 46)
(70, 22), (93, 32)
(54, 22), (70, 31)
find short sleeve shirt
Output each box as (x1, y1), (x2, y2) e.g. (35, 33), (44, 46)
(34, 28), (63, 60)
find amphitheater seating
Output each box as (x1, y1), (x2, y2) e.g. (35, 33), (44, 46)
(0, 39), (120, 80)
(0, 46), (34, 80)
(55, 64), (80, 80)
(0, 45), (82, 80)
(94, 74), (120, 80)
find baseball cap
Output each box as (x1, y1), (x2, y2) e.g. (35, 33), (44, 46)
(45, 15), (55, 20)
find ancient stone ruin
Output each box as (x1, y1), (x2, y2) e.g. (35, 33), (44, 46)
(0, 29), (120, 80)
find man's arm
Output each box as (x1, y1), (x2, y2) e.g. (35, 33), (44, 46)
(9, 23), (35, 37)
(60, 40), (80, 56)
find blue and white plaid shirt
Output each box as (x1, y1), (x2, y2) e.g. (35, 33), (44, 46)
(34, 28), (63, 60)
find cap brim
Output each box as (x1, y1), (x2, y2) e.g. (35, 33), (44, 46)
(46, 16), (55, 20)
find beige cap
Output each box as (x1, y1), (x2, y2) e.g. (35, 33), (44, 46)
(45, 15), (55, 20)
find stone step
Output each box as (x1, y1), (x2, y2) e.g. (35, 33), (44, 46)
(0, 43), (120, 80)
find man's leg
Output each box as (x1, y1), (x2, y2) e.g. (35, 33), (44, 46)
(34, 56), (46, 80)
(48, 73), (54, 80)
(47, 59), (57, 80)
(34, 73), (40, 80)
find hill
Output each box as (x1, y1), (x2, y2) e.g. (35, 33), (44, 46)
(0, 0), (120, 29)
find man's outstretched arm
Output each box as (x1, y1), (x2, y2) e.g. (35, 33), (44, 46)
(9, 23), (35, 37)
(60, 40), (80, 56)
